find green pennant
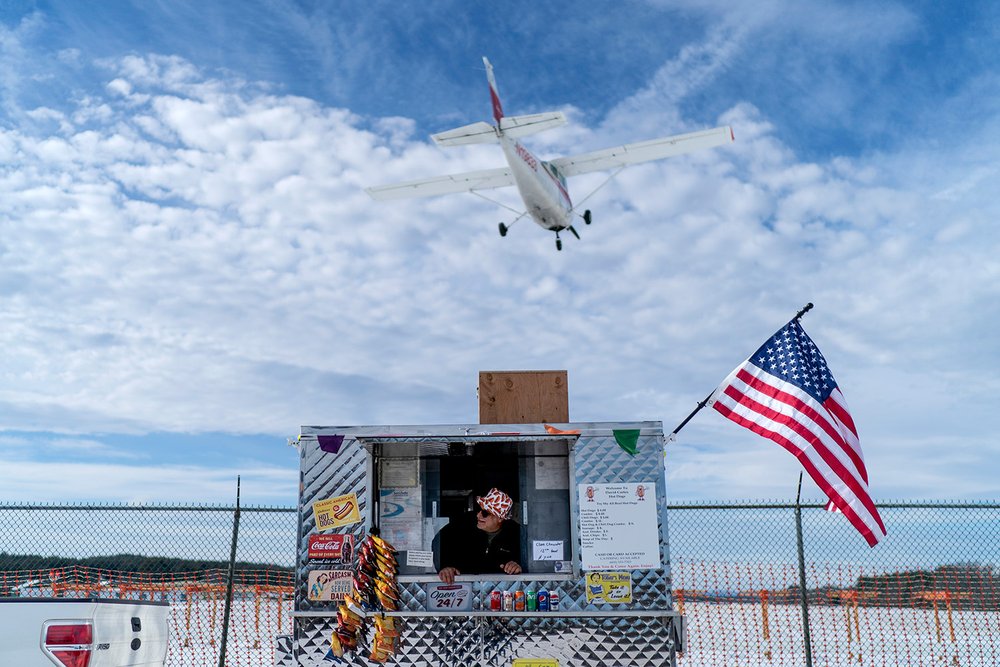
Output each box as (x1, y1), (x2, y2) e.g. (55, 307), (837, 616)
(613, 429), (640, 456)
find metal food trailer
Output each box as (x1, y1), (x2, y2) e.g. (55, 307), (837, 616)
(279, 373), (683, 667)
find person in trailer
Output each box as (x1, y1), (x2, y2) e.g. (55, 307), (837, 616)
(437, 487), (522, 584)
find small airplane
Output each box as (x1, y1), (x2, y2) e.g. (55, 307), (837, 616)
(366, 57), (735, 251)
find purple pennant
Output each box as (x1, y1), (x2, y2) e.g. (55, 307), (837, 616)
(317, 434), (345, 454)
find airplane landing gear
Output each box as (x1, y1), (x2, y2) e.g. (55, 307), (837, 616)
(583, 210), (592, 225)
(498, 222), (508, 237)
(568, 225), (580, 240)
(555, 231), (562, 251)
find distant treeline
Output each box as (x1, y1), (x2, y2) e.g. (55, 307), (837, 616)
(854, 562), (998, 610)
(0, 552), (292, 576)
(682, 563), (998, 610)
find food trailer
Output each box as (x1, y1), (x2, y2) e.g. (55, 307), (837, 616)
(278, 372), (683, 667)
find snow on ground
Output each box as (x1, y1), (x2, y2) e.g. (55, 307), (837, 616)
(165, 598), (1000, 666)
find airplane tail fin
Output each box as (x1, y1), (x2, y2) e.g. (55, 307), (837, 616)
(483, 56), (504, 124)
(431, 57), (565, 147)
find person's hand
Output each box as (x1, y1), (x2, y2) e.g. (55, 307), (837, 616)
(501, 561), (522, 575)
(438, 567), (460, 584)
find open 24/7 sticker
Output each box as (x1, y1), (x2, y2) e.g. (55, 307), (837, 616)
(312, 493), (361, 531)
(424, 582), (472, 611)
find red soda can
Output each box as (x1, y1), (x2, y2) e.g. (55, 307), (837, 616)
(490, 590), (502, 611)
(514, 590), (525, 611)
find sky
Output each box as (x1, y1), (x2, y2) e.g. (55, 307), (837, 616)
(0, 1), (997, 506)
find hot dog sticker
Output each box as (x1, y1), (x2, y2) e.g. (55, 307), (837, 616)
(313, 493), (362, 531)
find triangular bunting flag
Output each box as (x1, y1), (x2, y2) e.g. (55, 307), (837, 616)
(613, 429), (640, 455)
(544, 424), (581, 435)
(317, 434), (345, 454)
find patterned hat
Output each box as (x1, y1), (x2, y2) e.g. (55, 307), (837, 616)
(477, 488), (513, 520)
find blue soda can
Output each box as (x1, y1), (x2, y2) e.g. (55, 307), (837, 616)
(537, 589), (549, 611)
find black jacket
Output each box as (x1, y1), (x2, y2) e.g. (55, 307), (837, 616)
(438, 512), (522, 575)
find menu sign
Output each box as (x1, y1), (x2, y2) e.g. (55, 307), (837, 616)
(577, 482), (660, 570)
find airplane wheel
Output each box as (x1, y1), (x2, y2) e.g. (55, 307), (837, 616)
(498, 222), (508, 237)
(584, 210), (592, 225)
(556, 238), (562, 251)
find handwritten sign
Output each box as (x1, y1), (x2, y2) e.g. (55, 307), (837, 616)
(406, 550), (435, 568)
(578, 483), (660, 570)
(312, 493), (361, 532)
(424, 582), (472, 611)
(532, 540), (564, 561)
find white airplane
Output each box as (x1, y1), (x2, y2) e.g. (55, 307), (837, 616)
(366, 57), (735, 251)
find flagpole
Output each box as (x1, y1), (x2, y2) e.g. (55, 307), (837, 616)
(667, 303), (815, 438)
(667, 389), (716, 439)
(793, 302), (814, 321)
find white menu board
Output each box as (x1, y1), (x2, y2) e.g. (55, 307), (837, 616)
(578, 482), (660, 570)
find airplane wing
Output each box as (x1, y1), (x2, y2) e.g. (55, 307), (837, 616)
(365, 167), (515, 200)
(550, 125), (734, 177)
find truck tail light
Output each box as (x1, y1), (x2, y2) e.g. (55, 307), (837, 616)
(42, 622), (93, 667)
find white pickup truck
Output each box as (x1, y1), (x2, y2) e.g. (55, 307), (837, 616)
(0, 597), (170, 666)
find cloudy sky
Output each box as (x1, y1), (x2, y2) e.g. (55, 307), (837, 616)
(1, 1), (997, 505)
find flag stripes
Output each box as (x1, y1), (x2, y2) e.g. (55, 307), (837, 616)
(709, 320), (886, 547)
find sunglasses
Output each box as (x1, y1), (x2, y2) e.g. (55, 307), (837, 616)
(477, 509), (494, 518)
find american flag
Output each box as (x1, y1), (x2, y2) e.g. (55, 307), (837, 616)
(709, 319), (886, 546)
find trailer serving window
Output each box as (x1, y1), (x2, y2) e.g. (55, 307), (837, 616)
(359, 434), (577, 580)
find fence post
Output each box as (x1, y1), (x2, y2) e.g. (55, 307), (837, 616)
(795, 474), (814, 667)
(218, 476), (242, 667)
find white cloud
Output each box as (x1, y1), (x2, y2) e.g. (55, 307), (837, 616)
(0, 458), (294, 504)
(0, 45), (996, 503)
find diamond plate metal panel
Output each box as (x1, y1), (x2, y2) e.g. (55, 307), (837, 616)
(273, 634), (293, 666)
(296, 436), (370, 613)
(294, 615), (676, 666)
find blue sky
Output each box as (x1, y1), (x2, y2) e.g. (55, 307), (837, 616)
(0, 1), (997, 505)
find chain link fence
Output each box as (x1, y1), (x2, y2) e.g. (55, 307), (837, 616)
(1, 500), (997, 666)
(0, 503), (297, 667)
(667, 500), (1000, 667)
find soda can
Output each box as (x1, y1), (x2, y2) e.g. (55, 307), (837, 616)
(489, 590), (502, 611)
(502, 591), (514, 611)
(549, 590), (560, 611)
(525, 590), (537, 612)
(537, 589), (549, 611)
(514, 590), (525, 611)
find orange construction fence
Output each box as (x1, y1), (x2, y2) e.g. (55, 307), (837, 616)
(4, 562), (999, 666)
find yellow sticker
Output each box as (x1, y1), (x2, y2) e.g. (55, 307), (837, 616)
(585, 571), (632, 604)
(512, 660), (559, 667)
(312, 493), (361, 531)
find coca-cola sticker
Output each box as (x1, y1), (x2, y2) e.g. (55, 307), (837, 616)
(307, 534), (355, 563)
